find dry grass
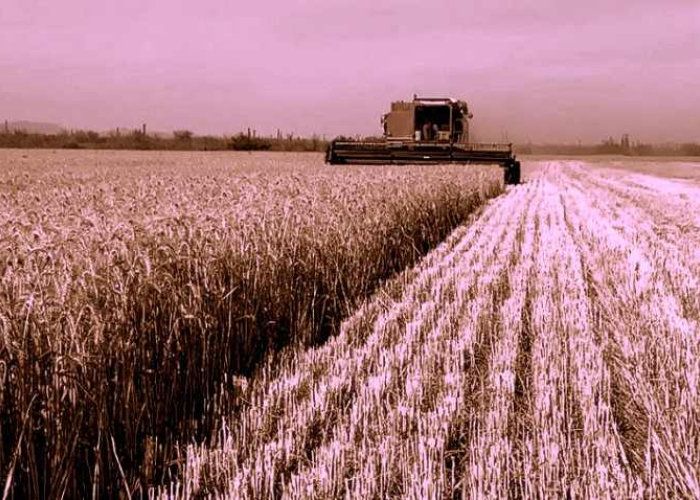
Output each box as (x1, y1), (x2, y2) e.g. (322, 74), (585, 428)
(0, 150), (502, 498)
(158, 160), (700, 499)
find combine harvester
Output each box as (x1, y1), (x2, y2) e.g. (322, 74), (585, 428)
(326, 95), (521, 184)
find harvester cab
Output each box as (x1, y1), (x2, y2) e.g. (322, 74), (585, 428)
(383, 97), (472, 144)
(327, 95), (521, 185)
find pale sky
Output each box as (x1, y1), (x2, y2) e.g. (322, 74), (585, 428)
(1, 0), (698, 142)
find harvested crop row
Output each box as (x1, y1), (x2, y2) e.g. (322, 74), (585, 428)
(459, 162), (699, 498)
(0, 150), (502, 499)
(560, 164), (700, 496)
(163, 160), (700, 499)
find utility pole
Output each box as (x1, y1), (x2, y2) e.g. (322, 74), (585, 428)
(142, 123), (147, 135)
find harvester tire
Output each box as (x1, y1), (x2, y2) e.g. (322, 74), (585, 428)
(505, 161), (521, 185)
(511, 161), (521, 185)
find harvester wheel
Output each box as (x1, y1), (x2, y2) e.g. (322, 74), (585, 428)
(511, 161), (521, 185)
(505, 161), (521, 185)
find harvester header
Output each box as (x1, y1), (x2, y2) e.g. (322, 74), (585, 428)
(326, 95), (521, 184)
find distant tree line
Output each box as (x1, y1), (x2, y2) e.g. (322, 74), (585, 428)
(516, 135), (700, 157)
(0, 127), (329, 152)
(3, 128), (699, 157)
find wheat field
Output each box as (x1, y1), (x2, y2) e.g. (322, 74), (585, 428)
(161, 160), (700, 499)
(0, 150), (500, 498)
(1, 151), (699, 499)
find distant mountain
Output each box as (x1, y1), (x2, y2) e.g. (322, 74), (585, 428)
(4, 121), (66, 134)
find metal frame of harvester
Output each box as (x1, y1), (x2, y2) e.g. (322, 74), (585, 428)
(326, 96), (521, 185)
